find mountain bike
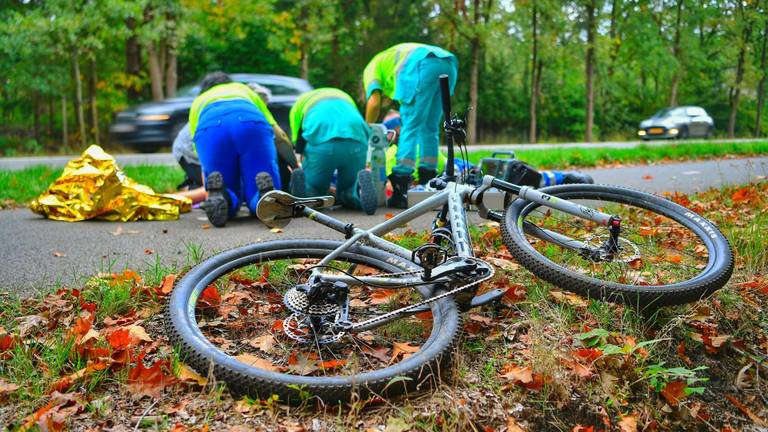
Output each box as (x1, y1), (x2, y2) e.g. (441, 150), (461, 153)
(167, 76), (733, 404)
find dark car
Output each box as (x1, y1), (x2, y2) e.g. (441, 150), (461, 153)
(637, 106), (714, 140)
(109, 74), (313, 151)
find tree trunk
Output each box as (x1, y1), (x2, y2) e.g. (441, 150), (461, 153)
(585, 0), (596, 142)
(300, 43), (309, 81)
(529, 1), (539, 144)
(61, 95), (68, 147)
(146, 42), (165, 101)
(755, 18), (768, 137)
(48, 97), (54, 139)
(669, 0), (683, 106)
(88, 57), (99, 146)
(72, 51), (86, 148)
(165, 48), (177, 98)
(32, 93), (41, 144)
(125, 17), (142, 101)
(728, 4), (752, 138)
(468, 36), (480, 145)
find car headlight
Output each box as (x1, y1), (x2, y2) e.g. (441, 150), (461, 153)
(138, 114), (171, 121)
(669, 128), (679, 135)
(638, 130), (646, 136)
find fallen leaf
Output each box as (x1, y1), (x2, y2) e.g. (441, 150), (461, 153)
(270, 227), (283, 233)
(725, 394), (768, 427)
(370, 289), (399, 305)
(573, 348), (603, 363)
(128, 325), (153, 343)
(506, 417), (526, 432)
(389, 342), (419, 364)
(0, 378), (20, 398)
(158, 274), (176, 295)
(642, 175), (653, 180)
(201, 224), (211, 229)
(247, 334), (276, 354)
(199, 285), (222, 309)
(127, 355), (178, 398)
(106, 328), (132, 351)
(235, 353), (279, 372)
(52, 250), (66, 258)
(287, 352), (318, 375)
(500, 364), (533, 383)
(549, 290), (588, 307)
(660, 380), (687, 406)
(501, 283), (527, 305)
(177, 364), (207, 386)
(561, 358), (593, 378)
(144, 249), (154, 255)
(572, 425), (594, 432)
(362, 345), (390, 362)
(617, 414), (638, 432)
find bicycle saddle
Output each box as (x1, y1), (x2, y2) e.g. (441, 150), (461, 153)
(256, 190), (335, 229)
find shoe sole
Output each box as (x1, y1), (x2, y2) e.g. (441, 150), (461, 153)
(289, 169), (306, 197)
(255, 172), (274, 195)
(358, 169), (377, 215)
(203, 172), (229, 227)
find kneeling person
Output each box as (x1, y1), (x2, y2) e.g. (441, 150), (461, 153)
(289, 88), (377, 215)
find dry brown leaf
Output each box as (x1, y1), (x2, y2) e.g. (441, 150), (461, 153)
(617, 414), (638, 432)
(389, 342), (419, 364)
(234, 353), (279, 372)
(549, 290), (588, 307)
(247, 334), (276, 354)
(507, 417), (526, 432)
(128, 325), (152, 343)
(500, 365), (533, 383)
(177, 364), (207, 386)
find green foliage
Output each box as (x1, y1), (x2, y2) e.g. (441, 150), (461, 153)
(640, 362), (709, 395)
(1, 0), (767, 151)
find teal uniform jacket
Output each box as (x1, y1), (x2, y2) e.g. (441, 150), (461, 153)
(289, 88), (370, 147)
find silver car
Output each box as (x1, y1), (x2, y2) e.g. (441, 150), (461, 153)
(637, 106), (714, 140)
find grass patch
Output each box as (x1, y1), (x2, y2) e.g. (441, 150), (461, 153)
(0, 180), (765, 430)
(0, 164), (184, 208)
(464, 140), (768, 169)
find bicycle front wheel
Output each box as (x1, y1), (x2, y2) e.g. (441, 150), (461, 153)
(167, 239), (461, 403)
(501, 184), (733, 306)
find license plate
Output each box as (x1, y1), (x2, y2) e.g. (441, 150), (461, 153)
(648, 127), (664, 134)
(110, 124), (137, 133)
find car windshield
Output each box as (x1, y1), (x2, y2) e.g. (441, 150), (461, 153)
(652, 108), (672, 118)
(175, 80), (302, 97)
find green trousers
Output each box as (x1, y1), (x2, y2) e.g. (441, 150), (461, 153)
(303, 137), (367, 209)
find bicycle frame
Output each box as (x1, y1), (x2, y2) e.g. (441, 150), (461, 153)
(301, 175), (618, 293)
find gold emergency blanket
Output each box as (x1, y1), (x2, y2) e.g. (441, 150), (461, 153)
(30, 145), (191, 222)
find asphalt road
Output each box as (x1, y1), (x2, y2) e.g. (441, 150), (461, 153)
(1, 156), (766, 295)
(0, 138), (765, 170)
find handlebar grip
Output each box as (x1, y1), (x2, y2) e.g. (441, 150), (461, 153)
(439, 74), (451, 123)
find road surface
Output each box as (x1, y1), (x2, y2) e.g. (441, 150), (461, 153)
(1, 156), (766, 295)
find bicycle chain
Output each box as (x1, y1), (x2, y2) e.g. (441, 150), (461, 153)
(346, 258), (496, 331)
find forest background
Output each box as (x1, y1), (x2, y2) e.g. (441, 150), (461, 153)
(1, 0), (768, 155)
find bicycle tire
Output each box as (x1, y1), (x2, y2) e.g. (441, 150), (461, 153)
(166, 239), (461, 403)
(501, 184), (733, 307)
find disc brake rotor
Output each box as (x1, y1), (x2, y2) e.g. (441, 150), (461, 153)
(584, 234), (641, 263)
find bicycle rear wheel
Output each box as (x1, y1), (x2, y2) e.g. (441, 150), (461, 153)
(501, 184), (733, 306)
(167, 239), (461, 403)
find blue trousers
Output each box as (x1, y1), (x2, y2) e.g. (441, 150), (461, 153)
(395, 55), (458, 176)
(195, 101), (279, 217)
(303, 138), (367, 209)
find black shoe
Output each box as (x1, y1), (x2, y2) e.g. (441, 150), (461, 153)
(202, 171), (230, 227)
(561, 171), (594, 185)
(417, 167), (437, 186)
(255, 172), (275, 196)
(289, 168), (305, 197)
(387, 173), (412, 209)
(357, 169), (377, 215)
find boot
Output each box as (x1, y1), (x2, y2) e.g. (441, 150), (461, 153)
(202, 171), (231, 227)
(387, 173), (412, 209)
(289, 168), (306, 197)
(357, 169), (377, 215)
(417, 167), (437, 186)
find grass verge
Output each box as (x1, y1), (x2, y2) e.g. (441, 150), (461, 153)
(0, 180), (765, 430)
(0, 165), (184, 208)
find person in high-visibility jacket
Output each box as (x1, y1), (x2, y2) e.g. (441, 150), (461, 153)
(363, 43), (458, 208)
(288, 88), (377, 215)
(189, 72), (296, 227)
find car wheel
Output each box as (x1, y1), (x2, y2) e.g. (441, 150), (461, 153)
(678, 127), (689, 140)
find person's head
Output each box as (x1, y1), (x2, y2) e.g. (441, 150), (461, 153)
(199, 72), (232, 93)
(247, 82), (272, 104)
